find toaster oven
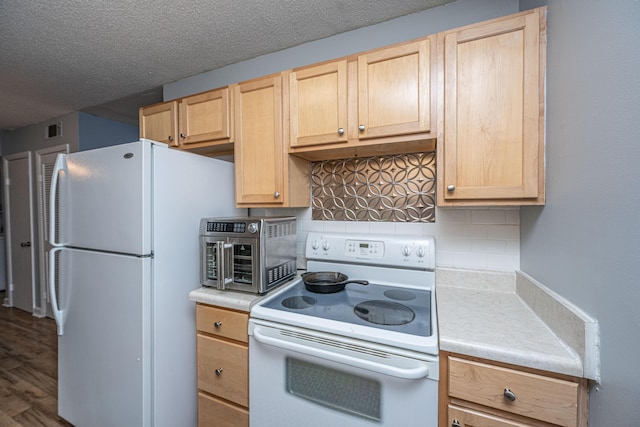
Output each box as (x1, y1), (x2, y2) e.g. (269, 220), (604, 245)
(199, 216), (297, 294)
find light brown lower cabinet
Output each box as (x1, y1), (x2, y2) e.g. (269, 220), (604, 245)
(440, 352), (589, 427)
(198, 392), (249, 427)
(196, 303), (249, 427)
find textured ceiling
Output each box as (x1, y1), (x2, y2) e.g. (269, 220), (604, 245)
(0, 0), (454, 132)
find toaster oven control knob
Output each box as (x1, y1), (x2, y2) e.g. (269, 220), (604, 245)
(401, 246), (412, 257)
(247, 222), (259, 234)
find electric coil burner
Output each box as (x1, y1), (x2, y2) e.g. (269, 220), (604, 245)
(249, 232), (439, 427)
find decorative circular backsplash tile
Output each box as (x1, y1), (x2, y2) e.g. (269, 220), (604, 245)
(312, 152), (436, 222)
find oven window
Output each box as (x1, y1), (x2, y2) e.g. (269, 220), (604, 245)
(285, 357), (381, 421)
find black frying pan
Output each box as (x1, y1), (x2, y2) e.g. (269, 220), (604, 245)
(301, 271), (369, 294)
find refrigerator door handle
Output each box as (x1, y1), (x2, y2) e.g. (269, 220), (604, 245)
(49, 247), (65, 335)
(49, 153), (67, 247)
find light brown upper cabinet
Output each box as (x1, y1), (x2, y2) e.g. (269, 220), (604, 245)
(178, 88), (233, 153)
(288, 38), (436, 161)
(437, 8), (546, 206)
(234, 73), (310, 208)
(139, 101), (178, 146)
(288, 60), (349, 148)
(357, 39), (432, 139)
(139, 87), (234, 156)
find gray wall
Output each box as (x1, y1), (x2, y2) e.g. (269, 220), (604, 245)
(1, 112), (80, 156)
(78, 112), (138, 151)
(520, 0), (640, 424)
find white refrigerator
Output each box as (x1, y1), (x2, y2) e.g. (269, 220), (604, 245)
(48, 139), (244, 427)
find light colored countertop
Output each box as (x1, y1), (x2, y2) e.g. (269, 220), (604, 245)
(188, 275), (302, 312)
(189, 286), (266, 312)
(437, 284), (583, 376)
(189, 269), (599, 381)
(436, 268), (599, 381)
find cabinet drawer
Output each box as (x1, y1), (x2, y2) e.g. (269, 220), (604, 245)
(196, 304), (248, 343)
(449, 404), (530, 426)
(198, 392), (248, 427)
(197, 334), (248, 406)
(449, 357), (579, 426)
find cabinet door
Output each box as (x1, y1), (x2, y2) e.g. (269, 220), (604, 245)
(289, 60), (348, 147)
(178, 88), (233, 146)
(139, 101), (178, 146)
(357, 39), (432, 139)
(449, 405), (530, 427)
(441, 11), (542, 203)
(234, 76), (284, 206)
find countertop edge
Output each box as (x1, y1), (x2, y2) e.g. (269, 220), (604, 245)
(439, 337), (584, 378)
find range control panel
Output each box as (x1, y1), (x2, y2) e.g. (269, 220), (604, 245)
(305, 232), (435, 270)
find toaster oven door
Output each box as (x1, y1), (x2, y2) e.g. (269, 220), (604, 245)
(200, 237), (234, 289)
(200, 236), (259, 292)
(225, 237), (259, 292)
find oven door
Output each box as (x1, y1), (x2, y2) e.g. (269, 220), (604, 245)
(248, 319), (438, 427)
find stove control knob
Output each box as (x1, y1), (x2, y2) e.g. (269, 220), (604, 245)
(417, 246), (426, 258)
(311, 240), (320, 250)
(247, 222), (259, 234)
(322, 241), (331, 251)
(402, 246), (412, 257)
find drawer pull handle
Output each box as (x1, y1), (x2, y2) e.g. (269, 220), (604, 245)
(452, 419), (462, 427)
(214, 321), (222, 328)
(215, 368), (223, 376)
(503, 388), (517, 402)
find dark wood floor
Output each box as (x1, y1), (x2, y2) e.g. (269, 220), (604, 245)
(0, 291), (72, 427)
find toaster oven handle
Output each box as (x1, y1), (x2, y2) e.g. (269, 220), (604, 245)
(217, 242), (234, 289)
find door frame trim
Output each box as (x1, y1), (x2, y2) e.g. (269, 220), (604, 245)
(3, 151), (36, 312)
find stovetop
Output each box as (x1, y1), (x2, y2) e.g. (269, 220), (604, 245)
(260, 280), (431, 336)
(250, 232), (438, 355)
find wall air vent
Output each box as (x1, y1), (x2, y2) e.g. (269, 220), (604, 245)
(45, 122), (63, 139)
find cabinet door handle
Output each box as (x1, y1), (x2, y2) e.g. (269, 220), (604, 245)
(168, 135), (174, 142)
(20, 241), (31, 247)
(447, 185), (455, 192)
(358, 124), (365, 132)
(274, 191), (280, 198)
(180, 133), (186, 139)
(451, 419), (462, 427)
(213, 321), (222, 328)
(338, 128), (344, 135)
(215, 368), (223, 376)
(503, 388), (517, 402)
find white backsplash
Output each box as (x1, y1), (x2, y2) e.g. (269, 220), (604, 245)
(252, 206), (520, 272)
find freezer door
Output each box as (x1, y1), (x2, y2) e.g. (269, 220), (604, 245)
(55, 248), (151, 427)
(53, 140), (152, 255)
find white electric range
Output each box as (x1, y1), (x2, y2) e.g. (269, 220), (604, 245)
(249, 232), (439, 427)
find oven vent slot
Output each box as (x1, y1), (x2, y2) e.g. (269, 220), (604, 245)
(267, 221), (296, 239)
(280, 330), (391, 359)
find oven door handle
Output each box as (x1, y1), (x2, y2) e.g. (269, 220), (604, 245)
(252, 326), (430, 380)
